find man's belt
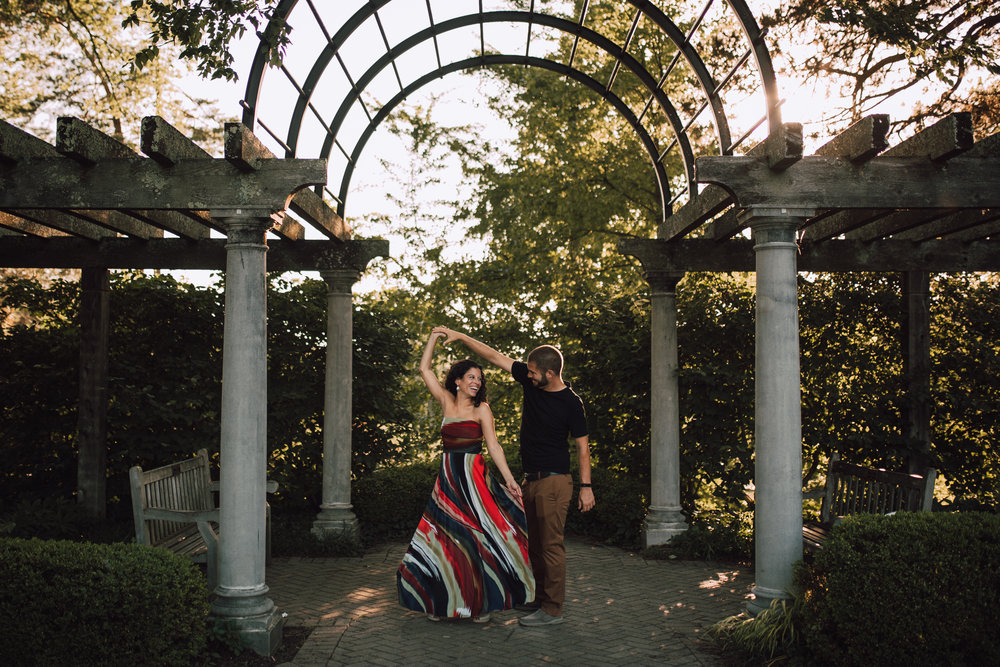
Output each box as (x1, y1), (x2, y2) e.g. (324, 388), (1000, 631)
(523, 471), (566, 481)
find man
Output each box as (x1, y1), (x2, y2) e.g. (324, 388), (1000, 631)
(432, 326), (596, 626)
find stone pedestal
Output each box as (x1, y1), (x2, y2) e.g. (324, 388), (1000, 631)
(209, 210), (282, 653)
(644, 270), (687, 546)
(745, 209), (810, 615)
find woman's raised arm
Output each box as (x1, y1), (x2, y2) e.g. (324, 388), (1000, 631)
(420, 331), (451, 407)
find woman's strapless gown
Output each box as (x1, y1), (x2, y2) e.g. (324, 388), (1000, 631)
(396, 417), (534, 618)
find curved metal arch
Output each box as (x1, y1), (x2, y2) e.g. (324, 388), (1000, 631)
(316, 12), (696, 201)
(720, 0), (782, 137)
(335, 54), (669, 225)
(247, 0), (737, 156)
(241, 0), (783, 219)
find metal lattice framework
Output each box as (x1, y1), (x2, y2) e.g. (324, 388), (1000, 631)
(240, 0), (782, 225)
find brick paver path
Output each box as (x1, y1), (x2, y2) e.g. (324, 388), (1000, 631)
(267, 537), (751, 665)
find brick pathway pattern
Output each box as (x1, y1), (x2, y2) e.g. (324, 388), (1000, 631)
(268, 537), (752, 666)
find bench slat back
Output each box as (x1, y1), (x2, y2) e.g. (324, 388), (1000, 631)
(130, 449), (214, 546)
(822, 458), (934, 523)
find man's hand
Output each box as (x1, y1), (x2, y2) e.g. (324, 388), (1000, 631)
(578, 487), (595, 512)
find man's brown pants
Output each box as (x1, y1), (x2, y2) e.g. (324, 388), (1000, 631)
(523, 474), (573, 617)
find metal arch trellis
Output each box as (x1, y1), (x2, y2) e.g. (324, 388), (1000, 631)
(241, 0), (782, 225)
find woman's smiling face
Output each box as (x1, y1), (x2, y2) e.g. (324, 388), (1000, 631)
(456, 368), (483, 398)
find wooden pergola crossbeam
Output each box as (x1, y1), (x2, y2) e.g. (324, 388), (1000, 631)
(696, 155), (1000, 210)
(659, 122), (804, 240)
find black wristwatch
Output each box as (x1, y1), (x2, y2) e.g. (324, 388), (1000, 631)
(579, 483), (592, 488)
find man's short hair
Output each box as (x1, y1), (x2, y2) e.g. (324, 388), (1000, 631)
(527, 345), (563, 376)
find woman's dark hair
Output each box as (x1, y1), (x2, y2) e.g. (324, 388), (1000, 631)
(445, 359), (487, 407)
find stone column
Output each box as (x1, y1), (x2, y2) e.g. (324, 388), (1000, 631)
(77, 267), (110, 520)
(745, 208), (810, 615)
(312, 268), (361, 540)
(643, 270), (687, 546)
(209, 210), (283, 655)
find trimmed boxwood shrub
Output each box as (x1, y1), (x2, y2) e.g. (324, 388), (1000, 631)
(0, 538), (209, 666)
(795, 512), (1000, 666)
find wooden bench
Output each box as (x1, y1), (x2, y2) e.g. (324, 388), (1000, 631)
(129, 449), (274, 589)
(802, 454), (936, 553)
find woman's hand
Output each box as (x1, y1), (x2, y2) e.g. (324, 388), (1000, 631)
(432, 325), (459, 345)
(505, 478), (522, 500)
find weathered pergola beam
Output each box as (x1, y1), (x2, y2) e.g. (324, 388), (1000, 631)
(696, 156), (1000, 209)
(127, 209), (211, 240)
(0, 237), (389, 272)
(949, 218), (1000, 242)
(881, 112), (973, 161)
(288, 189), (350, 241)
(0, 119), (62, 161)
(0, 211), (70, 237)
(141, 115), (213, 165)
(72, 209), (164, 239)
(619, 238), (1000, 272)
(784, 114), (978, 240)
(5, 208), (111, 240)
(848, 208), (958, 242)
(56, 116), (136, 162)
(813, 114), (890, 162)
(224, 122), (350, 241)
(0, 157), (327, 210)
(895, 208), (1000, 242)
(662, 123), (803, 240)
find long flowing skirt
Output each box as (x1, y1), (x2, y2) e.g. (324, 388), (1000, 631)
(397, 449), (534, 618)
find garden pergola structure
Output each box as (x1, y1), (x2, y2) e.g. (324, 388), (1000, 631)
(0, 115), (386, 653)
(2, 0), (999, 655)
(238, 0), (1000, 622)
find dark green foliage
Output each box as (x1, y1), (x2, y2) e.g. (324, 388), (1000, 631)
(565, 467), (648, 548)
(265, 277), (414, 509)
(644, 511), (754, 563)
(0, 273), (413, 516)
(676, 273), (756, 514)
(931, 274), (1000, 509)
(0, 276), (80, 501)
(351, 460), (440, 540)
(0, 537), (209, 666)
(269, 510), (365, 557)
(795, 512), (1000, 666)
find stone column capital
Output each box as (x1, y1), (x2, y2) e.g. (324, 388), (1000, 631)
(211, 208), (275, 247)
(645, 270), (684, 294)
(738, 206), (815, 226)
(320, 268), (360, 294)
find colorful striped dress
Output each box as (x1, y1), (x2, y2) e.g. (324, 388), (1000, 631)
(397, 417), (534, 618)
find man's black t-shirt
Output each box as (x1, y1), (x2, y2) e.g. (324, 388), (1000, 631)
(511, 361), (588, 474)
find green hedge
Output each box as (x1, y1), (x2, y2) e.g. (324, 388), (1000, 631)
(0, 538), (209, 666)
(352, 461), (647, 548)
(796, 512), (1000, 666)
(353, 461), (440, 539)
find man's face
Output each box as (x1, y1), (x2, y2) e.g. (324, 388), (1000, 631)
(526, 361), (549, 388)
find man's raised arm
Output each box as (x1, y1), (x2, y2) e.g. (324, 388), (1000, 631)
(432, 326), (515, 373)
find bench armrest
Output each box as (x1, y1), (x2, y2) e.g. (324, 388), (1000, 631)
(143, 507), (220, 524)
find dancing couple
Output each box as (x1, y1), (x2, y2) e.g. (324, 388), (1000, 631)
(396, 326), (595, 626)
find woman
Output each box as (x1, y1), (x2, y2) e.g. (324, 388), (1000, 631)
(396, 330), (534, 622)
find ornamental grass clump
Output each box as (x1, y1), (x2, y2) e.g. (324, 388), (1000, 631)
(0, 537), (209, 666)
(795, 511), (1000, 666)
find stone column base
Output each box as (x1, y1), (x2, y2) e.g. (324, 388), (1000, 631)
(210, 595), (284, 656)
(746, 584), (793, 616)
(643, 508), (687, 547)
(312, 505), (360, 542)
